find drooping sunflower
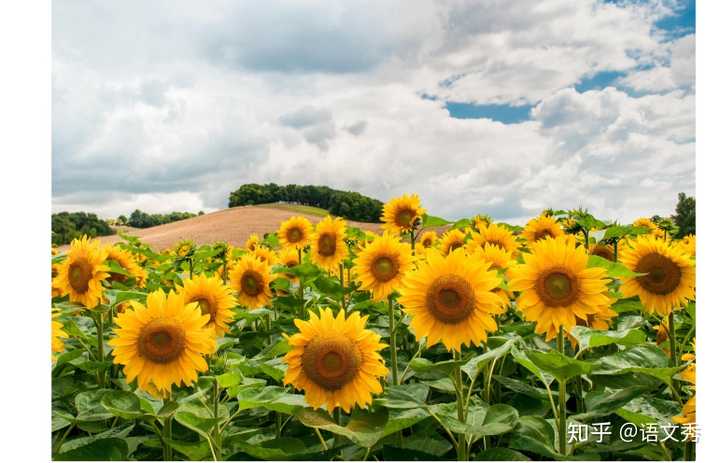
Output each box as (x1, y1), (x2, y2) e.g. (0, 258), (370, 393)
(283, 308), (388, 413)
(106, 245), (148, 287)
(311, 216), (348, 272)
(52, 312), (68, 359)
(229, 255), (274, 309)
(589, 243), (615, 261)
(675, 234), (696, 258)
(521, 215), (565, 244)
(245, 234), (261, 252)
(399, 249), (503, 351)
(278, 216), (313, 249)
(252, 247), (276, 266)
(468, 223), (520, 256)
(619, 235), (695, 316)
(355, 232), (412, 301)
(381, 194), (426, 235)
(419, 231), (437, 248)
(53, 236), (109, 308)
(178, 274), (237, 335)
(508, 236), (612, 341)
(109, 289), (216, 397)
(439, 229), (468, 255)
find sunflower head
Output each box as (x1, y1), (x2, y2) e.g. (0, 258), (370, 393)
(106, 245), (148, 287)
(229, 255), (275, 309)
(672, 396), (696, 426)
(355, 232), (412, 301)
(252, 247), (276, 266)
(399, 249), (503, 351)
(178, 274), (237, 335)
(283, 308), (388, 412)
(244, 234), (261, 252)
(381, 194), (425, 235)
(52, 311), (68, 360)
(633, 217), (658, 232)
(674, 234), (696, 258)
(109, 289), (217, 397)
(419, 231), (437, 248)
(522, 215), (565, 244)
(53, 236), (109, 308)
(589, 243), (615, 262)
(467, 223), (520, 256)
(278, 216), (313, 249)
(619, 235), (695, 316)
(175, 240), (195, 258)
(508, 236), (612, 341)
(311, 216), (348, 272)
(472, 215), (492, 231)
(439, 229), (468, 256)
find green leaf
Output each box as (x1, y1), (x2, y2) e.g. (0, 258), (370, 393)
(166, 439), (211, 460)
(493, 375), (553, 400)
(510, 345), (554, 387)
(174, 403), (227, 438)
(587, 255), (643, 278)
(571, 326), (646, 353)
(101, 390), (145, 420)
(572, 386), (650, 420)
(216, 370), (243, 388)
(601, 225), (648, 241)
(462, 336), (517, 379)
(466, 404), (520, 437)
(591, 345), (681, 385)
(409, 357), (463, 379)
(75, 389), (114, 422)
(55, 438), (128, 461)
(295, 407), (387, 448)
(236, 386), (308, 415)
(382, 408), (431, 438)
(422, 214), (451, 227)
(616, 396), (681, 426)
(475, 448), (530, 461)
(526, 350), (593, 382)
(375, 383), (429, 409)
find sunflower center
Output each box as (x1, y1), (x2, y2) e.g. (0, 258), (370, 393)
(537, 269), (578, 307)
(448, 241), (464, 252)
(287, 227), (303, 243)
(486, 239), (505, 249)
(534, 229), (553, 241)
(68, 259), (93, 293)
(591, 246), (614, 261)
(193, 297), (215, 321)
(241, 271), (263, 297)
(371, 256), (398, 282)
(318, 233), (337, 256)
(422, 238), (433, 247)
(426, 274), (476, 324)
(138, 320), (185, 364)
(636, 253), (682, 295)
(301, 336), (361, 390)
(395, 208), (416, 227)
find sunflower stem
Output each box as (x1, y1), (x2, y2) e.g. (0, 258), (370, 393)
(453, 349), (468, 461)
(95, 312), (105, 386)
(558, 326), (568, 456)
(297, 248), (305, 314)
(387, 295), (400, 385)
(669, 310), (678, 367)
(613, 240), (619, 262)
(162, 414), (173, 461)
(213, 376), (222, 456)
(339, 263), (347, 311)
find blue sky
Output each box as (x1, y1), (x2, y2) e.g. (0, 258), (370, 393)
(52, 0), (695, 224)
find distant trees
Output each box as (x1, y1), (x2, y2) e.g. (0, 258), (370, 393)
(672, 192), (695, 237)
(51, 212), (114, 246)
(228, 183), (383, 222)
(126, 210), (199, 229)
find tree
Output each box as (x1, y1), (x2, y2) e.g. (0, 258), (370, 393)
(672, 192), (695, 238)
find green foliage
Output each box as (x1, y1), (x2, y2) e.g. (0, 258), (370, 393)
(672, 192), (695, 237)
(126, 209), (198, 228)
(228, 183), (383, 222)
(52, 211), (115, 246)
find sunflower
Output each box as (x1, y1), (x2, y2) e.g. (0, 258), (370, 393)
(419, 231), (437, 248)
(439, 229), (468, 255)
(52, 312), (68, 359)
(468, 223), (519, 255)
(53, 236), (109, 308)
(399, 249), (503, 351)
(619, 236), (695, 316)
(473, 215), (492, 231)
(174, 240), (195, 257)
(109, 289), (216, 397)
(576, 304), (617, 331)
(283, 308), (388, 413)
(252, 247), (276, 266)
(633, 217), (658, 232)
(229, 255), (274, 309)
(675, 234), (696, 258)
(672, 396), (696, 426)
(355, 233), (412, 301)
(178, 274), (237, 335)
(245, 234), (261, 252)
(508, 236), (612, 341)
(522, 215), (565, 244)
(311, 216), (348, 272)
(471, 244), (514, 310)
(589, 243), (615, 261)
(52, 263), (63, 298)
(106, 245), (148, 287)
(278, 216), (313, 249)
(381, 194), (425, 235)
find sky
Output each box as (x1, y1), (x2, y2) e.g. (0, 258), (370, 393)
(52, 0), (695, 224)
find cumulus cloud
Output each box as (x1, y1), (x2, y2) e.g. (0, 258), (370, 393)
(52, 0), (695, 224)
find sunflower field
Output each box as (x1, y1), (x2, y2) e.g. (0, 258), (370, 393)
(51, 194), (697, 461)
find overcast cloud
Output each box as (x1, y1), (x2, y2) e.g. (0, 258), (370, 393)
(52, 0), (695, 224)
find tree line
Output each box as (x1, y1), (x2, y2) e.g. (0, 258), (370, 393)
(51, 212), (115, 246)
(119, 210), (204, 229)
(228, 183), (383, 222)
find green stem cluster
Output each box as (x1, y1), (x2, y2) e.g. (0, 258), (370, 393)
(387, 296), (400, 385)
(558, 327), (568, 456)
